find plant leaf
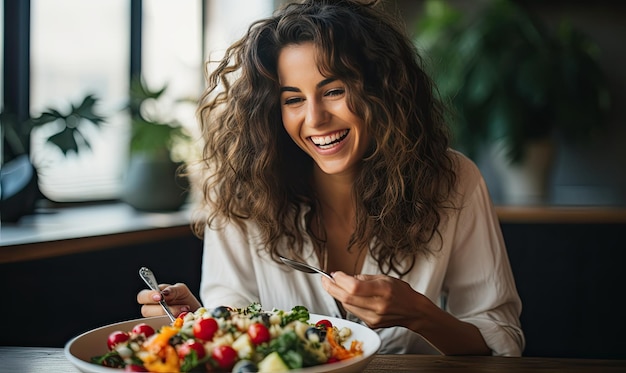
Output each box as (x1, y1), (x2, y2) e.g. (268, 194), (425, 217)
(72, 94), (106, 126)
(47, 128), (80, 155)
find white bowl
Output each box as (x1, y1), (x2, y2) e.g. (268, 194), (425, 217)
(65, 314), (381, 373)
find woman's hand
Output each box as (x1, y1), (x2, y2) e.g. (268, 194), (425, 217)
(321, 271), (491, 355)
(321, 271), (431, 330)
(136, 282), (202, 318)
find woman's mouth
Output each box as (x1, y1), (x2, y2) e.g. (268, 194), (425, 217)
(309, 130), (349, 150)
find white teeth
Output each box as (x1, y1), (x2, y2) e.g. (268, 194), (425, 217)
(310, 130), (349, 147)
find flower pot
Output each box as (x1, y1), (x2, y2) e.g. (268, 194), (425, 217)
(121, 154), (189, 211)
(0, 155), (40, 222)
(490, 138), (556, 205)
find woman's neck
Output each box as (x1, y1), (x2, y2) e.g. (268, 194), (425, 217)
(312, 165), (366, 279)
(312, 165), (355, 224)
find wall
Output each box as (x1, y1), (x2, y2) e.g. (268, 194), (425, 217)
(502, 222), (626, 359)
(0, 234), (203, 348)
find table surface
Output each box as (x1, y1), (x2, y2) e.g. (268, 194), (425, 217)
(2, 346), (626, 373)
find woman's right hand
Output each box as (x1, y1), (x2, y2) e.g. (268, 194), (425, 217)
(136, 282), (202, 318)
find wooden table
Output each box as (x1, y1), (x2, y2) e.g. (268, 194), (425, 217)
(2, 347), (626, 372)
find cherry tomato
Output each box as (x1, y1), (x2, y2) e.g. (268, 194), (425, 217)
(193, 317), (219, 341)
(327, 357), (340, 364)
(131, 323), (155, 338)
(124, 364), (148, 372)
(107, 331), (130, 350)
(247, 323), (270, 345)
(315, 319), (333, 329)
(211, 345), (237, 370)
(178, 339), (206, 359)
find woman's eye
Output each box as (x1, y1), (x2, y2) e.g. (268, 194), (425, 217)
(284, 97), (303, 105)
(325, 88), (345, 97)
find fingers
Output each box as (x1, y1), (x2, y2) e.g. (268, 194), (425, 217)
(323, 272), (387, 299)
(137, 283), (202, 318)
(322, 272), (404, 314)
(137, 288), (160, 305)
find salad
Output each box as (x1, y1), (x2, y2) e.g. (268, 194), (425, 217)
(92, 303), (363, 372)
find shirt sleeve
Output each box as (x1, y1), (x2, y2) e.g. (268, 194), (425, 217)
(444, 157), (526, 356)
(198, 220), (260, 309)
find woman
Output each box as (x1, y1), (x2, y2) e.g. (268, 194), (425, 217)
(138, 0), (524, 356)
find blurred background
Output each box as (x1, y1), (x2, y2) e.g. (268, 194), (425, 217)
(2, 0), (625, 210)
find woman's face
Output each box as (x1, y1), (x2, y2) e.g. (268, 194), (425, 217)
(278, 42), (370, 177)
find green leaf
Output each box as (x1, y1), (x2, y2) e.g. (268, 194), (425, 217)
(30, 111), (65, 127)
(72, 94), (106, 126)
(256, 331), (305, 369)
(281, 306), (310, 326)
(48, 128), (80, 155)
(90, 351), (125, 368)
(129, 76), (168, 118)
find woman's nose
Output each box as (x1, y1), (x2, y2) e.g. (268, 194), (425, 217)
(305, 100), (330, 128)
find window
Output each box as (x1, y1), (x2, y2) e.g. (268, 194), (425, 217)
(4, 0), (275, 203)
(0, 0), (4, 167)
(30, 0), (129, 201)
(204, 0), (274, 60)
(141, 0), (203, 159)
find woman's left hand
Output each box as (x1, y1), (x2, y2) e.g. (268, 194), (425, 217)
(321, 271), (433, 330)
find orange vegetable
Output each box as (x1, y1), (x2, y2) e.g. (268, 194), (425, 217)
(326, 327), (363, 361)
(144, 325), (180, 354)
(142, 345), (180, 372)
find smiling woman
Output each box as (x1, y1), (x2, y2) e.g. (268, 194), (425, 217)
(278, 43), (370, 177)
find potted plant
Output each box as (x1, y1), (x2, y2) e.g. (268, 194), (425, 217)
(120, 76), (192, 212)
(1, 95), (106, 222)
(414, 0), (612, 203)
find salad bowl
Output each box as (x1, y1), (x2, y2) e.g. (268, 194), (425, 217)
(65, 313), (381, 373)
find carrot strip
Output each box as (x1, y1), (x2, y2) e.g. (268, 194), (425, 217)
(326, 327), (363, 361)
(144, 326), (180, 354)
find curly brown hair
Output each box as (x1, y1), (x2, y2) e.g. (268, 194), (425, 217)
(195, 0), (457, 276)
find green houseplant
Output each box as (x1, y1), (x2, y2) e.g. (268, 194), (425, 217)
(120, 77), (192, 211)
(415, 0), (611, 163)
(3, 94), (105, 158)
(1, 95), (106, 222)
(414, 0), (612, 204)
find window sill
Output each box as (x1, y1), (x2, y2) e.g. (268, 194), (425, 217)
(0, 202), (195, 264)
(495, 205), (626, 224)
(3, 202), (626, 265)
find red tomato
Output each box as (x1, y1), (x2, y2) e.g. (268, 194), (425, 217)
(124, 364), (147, 372)
(315, 319), (333, 329)
(178, 339), (206, 360)
(327, 357), (340, 364)
(131, 323), (155, 338)
(211, 345), (237, 370)
(107, 331), (130, 350)
(177, 311), (189, 320)
(247, 323), (270, 345)
(193, 317), (219, 341)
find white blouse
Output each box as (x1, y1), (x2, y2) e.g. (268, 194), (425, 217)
(199, 151), (525, 356)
